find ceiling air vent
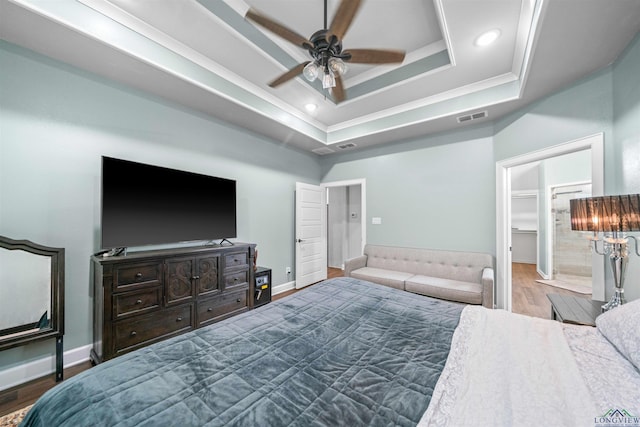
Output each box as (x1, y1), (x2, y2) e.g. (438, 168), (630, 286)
(312, 147), (335, 155)
(456, 110), (488, 123)
(337, 142), (357, 150)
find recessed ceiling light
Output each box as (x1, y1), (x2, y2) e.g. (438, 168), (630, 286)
(305, 103), (317, 112)
(475, 29), (501, 47)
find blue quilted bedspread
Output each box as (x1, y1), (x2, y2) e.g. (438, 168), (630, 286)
(21, 277), (463, 427)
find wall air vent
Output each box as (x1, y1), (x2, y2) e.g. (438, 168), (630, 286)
(456, 110), (488, 123)
(312, 147), (335, 155)
(337, 142), (357, 150)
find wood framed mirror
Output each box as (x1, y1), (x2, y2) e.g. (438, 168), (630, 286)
(0, 236), (65, 381)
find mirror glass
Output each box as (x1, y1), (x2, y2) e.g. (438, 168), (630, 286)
(0, 235), (64, 380)
(0, 247), (53, 341)
(0, 237), (59, 348)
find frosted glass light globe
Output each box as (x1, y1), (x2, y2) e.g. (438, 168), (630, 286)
(303, 62), (320, 81)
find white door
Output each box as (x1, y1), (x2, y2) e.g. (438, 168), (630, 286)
(295, 182), (327, 289)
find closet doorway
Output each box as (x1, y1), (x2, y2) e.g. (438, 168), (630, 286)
(324, 179), (366, 272)
(496, 133), (605, 312)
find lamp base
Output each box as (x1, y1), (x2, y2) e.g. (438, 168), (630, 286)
(601, 290), (626, 312)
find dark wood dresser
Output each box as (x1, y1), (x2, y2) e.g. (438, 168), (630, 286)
(91, 243), (256, 363)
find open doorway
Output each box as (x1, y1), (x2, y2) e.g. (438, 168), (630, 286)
(496, 133), (605, 312)
(509, 155), (593, 318)
(327, 185), (362, 269)
(323, 179), (366, 276)
(294, 179), (366, 290)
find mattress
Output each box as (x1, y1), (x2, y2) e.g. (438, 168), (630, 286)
(21, 277), (464, 427)
(27, 276), (639, 426)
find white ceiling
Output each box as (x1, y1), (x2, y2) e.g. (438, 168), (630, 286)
(1, 0), (639, 155)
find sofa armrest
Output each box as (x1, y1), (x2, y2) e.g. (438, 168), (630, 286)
(481, 267), (495, 309)
(344, 255), (368, 277)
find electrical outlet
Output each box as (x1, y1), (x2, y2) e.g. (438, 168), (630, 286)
(286, 267), (291, 274)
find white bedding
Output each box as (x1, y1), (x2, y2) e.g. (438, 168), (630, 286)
(562, 323), (640, 416)
(419, 306), (640, 427)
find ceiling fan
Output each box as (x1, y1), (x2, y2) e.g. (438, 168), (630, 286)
(245, 0), (406, 103)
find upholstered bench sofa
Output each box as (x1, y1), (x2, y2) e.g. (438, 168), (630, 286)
(344, 244), (495, 308)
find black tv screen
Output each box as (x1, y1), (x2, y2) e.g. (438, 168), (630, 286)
(101, 157), (237, 249)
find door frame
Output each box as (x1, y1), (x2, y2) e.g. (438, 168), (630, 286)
(322, 178), (367, 256)
(496, 133), (605, 311)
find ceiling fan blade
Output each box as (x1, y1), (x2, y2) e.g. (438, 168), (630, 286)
(327, 0), (362, 42)
(343, 49), (406, 64)
(330, 75), (346, 103)
(245, 9), (312, 49)
(268, 61), (311, 88)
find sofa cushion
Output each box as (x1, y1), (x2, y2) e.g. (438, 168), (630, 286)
(350, 267), (413, 290)
(363, 244), (492, 283)
(405, 275), (482, 305)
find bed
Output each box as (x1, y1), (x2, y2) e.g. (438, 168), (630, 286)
(20, 277), (640, 426)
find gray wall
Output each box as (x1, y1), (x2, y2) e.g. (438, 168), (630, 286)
(321, 126), (496, 254)
(0, 41), (321, 369)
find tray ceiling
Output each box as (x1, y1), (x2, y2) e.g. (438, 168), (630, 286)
(1, 0), (639, 154)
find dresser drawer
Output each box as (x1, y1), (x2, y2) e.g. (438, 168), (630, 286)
(197, 289), (247, 326)
(114, 262), (162, 291)
(113, 287), (162, 319)
(224, 252), (248, 270)
(224, 269), (249, 290)
(114, 304), (193, 354)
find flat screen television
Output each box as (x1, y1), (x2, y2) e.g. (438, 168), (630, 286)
(101, 156), (236, 250)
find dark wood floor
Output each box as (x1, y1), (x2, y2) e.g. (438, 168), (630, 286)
(3, 265), (572, 417)
(511, 262), (589, 319)
(0, 360), (93, 417)
(272, 267), (343, 301)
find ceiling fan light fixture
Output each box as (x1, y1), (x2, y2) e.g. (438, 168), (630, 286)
(303, 62), (320, 82)
(322, 70), (336, 89)
(244, 0), (405, 104)
(328, 57), (348, 76)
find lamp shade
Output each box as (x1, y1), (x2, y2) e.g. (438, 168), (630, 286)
(570, 194), (640, 232)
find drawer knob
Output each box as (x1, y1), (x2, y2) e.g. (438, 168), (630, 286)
(234, 278), (238, 282)
(130, 331), (137, 337)
(135, 272), (142, 279)
(236, 298), (241, 303)
(135, 299), (143, 305)
(192, 275), (200, 280)
(176, 317), (183, 322)
(207, 307), (212, 312)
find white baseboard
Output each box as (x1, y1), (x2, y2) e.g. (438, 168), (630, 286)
(0, 344), (92, 391)
(272, 280), (296, 295)
(536, 268), (551, 280)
